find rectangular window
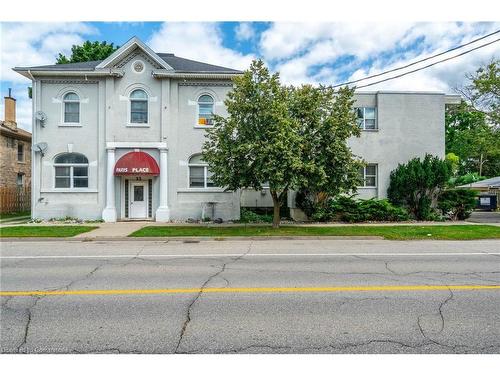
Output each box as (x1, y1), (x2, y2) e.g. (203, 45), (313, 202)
(131, 101), (148, 123)
(55, 166), (71, 188)
(64, 102), (80, 123)
(17, 143), (24, 162)
(189, 166), (205, 187)
(72, 166), (89, 188)
(356, 107), (377, 130)
(359, 164), (377, 187)
(6, 138), (15, 148)
(55, 166), (88, 188)
(17, 173), (24, 186)
(198, 104), (214, 126)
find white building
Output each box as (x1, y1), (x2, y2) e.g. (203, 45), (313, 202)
(14, 37), (460, 222)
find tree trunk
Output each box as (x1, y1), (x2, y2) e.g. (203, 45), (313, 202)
(270, 191), (281, 229)
(479, 153), (483, 177)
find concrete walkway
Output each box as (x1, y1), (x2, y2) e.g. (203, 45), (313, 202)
(74, 221), (149, 238)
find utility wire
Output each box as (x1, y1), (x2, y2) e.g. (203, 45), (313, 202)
(332, 29), (500, 88)
(354, 37), (500, 89)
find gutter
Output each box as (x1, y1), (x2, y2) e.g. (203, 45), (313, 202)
(152, 71), (242, 79)
(12, 68), (124, 79)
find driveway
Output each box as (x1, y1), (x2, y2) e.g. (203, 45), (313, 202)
(467, 211), (500, 224)
(1, 239), (499, 354)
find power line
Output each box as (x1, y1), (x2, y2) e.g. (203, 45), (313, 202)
(355, 37), (499, 89)
(332, 29), (500, 88)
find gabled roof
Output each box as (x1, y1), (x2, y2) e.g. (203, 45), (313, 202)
(12, 36), (242, 78)
(95, 37), (173, 70)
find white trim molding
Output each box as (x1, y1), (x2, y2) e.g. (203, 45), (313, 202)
(106, 142), (168, 150)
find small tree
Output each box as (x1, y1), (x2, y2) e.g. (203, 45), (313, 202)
(202, 60), (302, 228)
(56, 41), (119, 64)
(387, 154), (451, 220)
(438, 189), (477, 221)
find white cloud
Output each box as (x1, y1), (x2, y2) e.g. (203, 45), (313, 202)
(148, 22), (254, 71)
(0, 22), (97, 83)
(0, 22), (97, 130)
(260, 22), (500, 92)
(235, 22), (255, 42)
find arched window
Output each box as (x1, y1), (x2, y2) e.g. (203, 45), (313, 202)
(54, 153), (89, 188)
(130, 89), (148, 124)
(63, 92), (80, 123)
(188, 154), (215, 188)
(197, 94), (214, 126)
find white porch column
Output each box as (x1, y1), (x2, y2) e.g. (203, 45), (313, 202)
(155, 148), (170, 221)
(102, 147), (117, 222)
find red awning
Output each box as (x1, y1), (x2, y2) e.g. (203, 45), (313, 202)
(114, 151), (160, 176)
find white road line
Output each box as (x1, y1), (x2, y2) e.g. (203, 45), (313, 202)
(1, 252), (499, 260)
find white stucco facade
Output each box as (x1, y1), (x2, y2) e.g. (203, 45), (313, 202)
(14, 37), (459, 222)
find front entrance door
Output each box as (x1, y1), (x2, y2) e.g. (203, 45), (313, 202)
(129, 181), (148, 219)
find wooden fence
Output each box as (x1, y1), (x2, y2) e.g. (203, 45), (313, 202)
(0, 186), (31, 214)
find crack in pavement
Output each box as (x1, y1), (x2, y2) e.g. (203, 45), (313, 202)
(16, 296), (41, 353)
(173, 242), (253, 354)
(416, 286), (455, 350)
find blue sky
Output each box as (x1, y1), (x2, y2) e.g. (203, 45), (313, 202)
(1, 21), (499, 131)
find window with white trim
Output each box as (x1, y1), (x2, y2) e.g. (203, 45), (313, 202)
(188, 154), (215, 188)
(356, 107), (377, 130)
(197, 94), (214, 126)
(130, 89), (148, 124)
(54, 153), (89, 188)
(359, 164), (377, 187)
(63, 92), (80, 123)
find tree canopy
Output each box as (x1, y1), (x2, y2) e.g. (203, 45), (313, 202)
(56, 41), (119, 64)
(202, 60), (362, 227)
(446, 59), (500, 177)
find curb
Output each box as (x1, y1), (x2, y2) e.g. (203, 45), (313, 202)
(0, 235), (385, 242)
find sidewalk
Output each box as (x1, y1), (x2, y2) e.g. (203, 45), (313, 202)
(74, 221), (149, 239)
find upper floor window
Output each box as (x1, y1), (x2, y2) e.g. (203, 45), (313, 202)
(63, 92), (80, 123)
(54, 153), (88, 188)
(17, 143), (24, 162)
(188, 154), (215, 188)
(197, 94), (214, 126)
(130, 89), (148, 124)
(6, 137), (15, 148)
(356, 107), (377, 130)
(359, 164), (377, 187)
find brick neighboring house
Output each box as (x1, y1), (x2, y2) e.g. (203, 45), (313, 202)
(0, 90), (32, 213)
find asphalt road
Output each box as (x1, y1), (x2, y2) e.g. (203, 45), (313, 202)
(1, 239), (499, 354)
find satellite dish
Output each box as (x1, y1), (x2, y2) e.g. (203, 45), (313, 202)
(32, 142), (48, 156)
(35, 111), (47, 127)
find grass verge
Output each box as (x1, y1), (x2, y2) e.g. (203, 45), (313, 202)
(0, 226), (97, 238)
(130, 224), (500, 240)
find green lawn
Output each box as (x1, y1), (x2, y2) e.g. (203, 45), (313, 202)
(0, 226), (97, 238)
(130, 224), (500, 240)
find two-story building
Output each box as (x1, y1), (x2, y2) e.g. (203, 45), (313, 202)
(13, 37), (460, 222)
(0, 90), (32, 193)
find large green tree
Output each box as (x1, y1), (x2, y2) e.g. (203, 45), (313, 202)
(202, 60), (302, 228)
(288, 84), (363, 202)
(446, 101), (500, 176)
(56, 41), (119, 64)
(202, 60), (362, 227)
(458, 59), (500, 126)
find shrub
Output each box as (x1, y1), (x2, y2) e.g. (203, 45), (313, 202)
(329, 197), (409, 223)
(298, 194), (410, 222)
(449, 172), (487, 187)
(387, 154), (451, 220)
(438, 189), (477, 220)
(239, 208), (273, 223)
